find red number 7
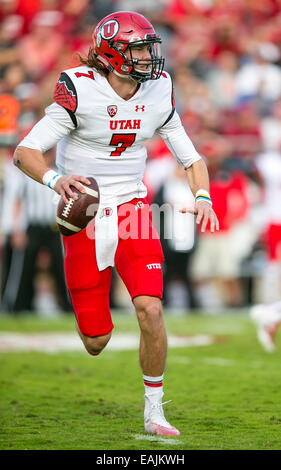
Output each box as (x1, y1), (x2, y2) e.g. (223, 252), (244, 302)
(109, 133), (136, 156)
(74, 71), (95, 80)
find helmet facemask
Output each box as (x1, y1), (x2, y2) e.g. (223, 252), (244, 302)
(118, 38), (165, 83)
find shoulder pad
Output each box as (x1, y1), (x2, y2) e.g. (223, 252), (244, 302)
(53, 72), (78, 114)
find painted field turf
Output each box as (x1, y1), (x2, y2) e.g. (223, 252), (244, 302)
(0, 311), (281, 450)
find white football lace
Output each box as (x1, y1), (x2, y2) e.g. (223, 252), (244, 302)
(62, 198), (74, 218)
(150, 400), (172, 411)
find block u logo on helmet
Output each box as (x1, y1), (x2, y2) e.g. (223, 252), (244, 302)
(101, 20), (119, 39)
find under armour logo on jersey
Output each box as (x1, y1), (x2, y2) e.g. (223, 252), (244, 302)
(135, 105), (145, 112)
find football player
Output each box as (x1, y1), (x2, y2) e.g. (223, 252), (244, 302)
(250, 302), (281, 352)
(13, 11), (219, 436)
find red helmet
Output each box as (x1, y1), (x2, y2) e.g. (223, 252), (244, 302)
(93, 11), (165, 83)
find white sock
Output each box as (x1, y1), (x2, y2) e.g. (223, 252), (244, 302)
(143, 374), (164, 400)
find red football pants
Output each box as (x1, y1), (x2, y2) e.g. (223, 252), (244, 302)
(62, 198), (164, 337)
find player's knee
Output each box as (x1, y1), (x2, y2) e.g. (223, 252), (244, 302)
(144, 301), (162, 320)
(84, 332), (111, 356)
(136, 299), (163, 329)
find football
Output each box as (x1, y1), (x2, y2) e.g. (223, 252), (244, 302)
(56, 177), (100, 236)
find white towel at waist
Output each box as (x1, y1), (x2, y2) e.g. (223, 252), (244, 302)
(53, 192), (119, 270)
(94, 203), (119, 271)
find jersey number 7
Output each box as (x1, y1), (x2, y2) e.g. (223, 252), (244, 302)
(109, 133), (136, 156)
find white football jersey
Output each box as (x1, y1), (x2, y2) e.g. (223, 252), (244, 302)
(19, 65), (201, 205)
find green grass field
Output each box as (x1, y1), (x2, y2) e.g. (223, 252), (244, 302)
(1, 310), (281, 450)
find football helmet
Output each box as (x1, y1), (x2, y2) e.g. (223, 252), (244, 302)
(93, 11), (165, 83)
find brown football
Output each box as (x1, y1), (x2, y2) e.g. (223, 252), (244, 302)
(56, 177), (100, 236)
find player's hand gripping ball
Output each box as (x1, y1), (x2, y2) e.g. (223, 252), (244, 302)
(56, 177), (100, 236)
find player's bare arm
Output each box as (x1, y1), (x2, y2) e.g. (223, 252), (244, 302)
(14, 146), (90, 204)
(183, 159), (219, 233)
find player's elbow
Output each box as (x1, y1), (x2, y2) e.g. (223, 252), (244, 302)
(13, 146), (38, 169)
(13, 146), (24, 168)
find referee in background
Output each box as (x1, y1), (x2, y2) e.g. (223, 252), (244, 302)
(1, 153), (72, 313)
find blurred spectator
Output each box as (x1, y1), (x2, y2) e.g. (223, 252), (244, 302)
(0, 15), (21, 72)
(173, 65), (213, 117)
(116, 0), (167, 14)
(0, 0), (41, 36)
(261, 99), (281, 151)
(208, 15), (242, 59)
(190, 136), (262, 309)
(0, 93), (19, 146)
(17, 10), (64, 80)
(255, 150), (281, 304)
(153, 162), (197, 310)
(221, 103), (262, 158)
(206, 51), (239, 109)
(1, 156), (26, 311)
(143, 138), (175, 204)
(0, 155), (72, 313)
(60, 0), (90, 35)
(1, 62), (26, 94)
(14, 82), (40, 136)
(236, 42), (281, 103)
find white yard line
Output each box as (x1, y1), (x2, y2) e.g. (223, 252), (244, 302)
(134, 434), (183, 446)
(0, 332), (215, 352)
(168, 356), (192, 364)
(204, 357), (236, 366)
